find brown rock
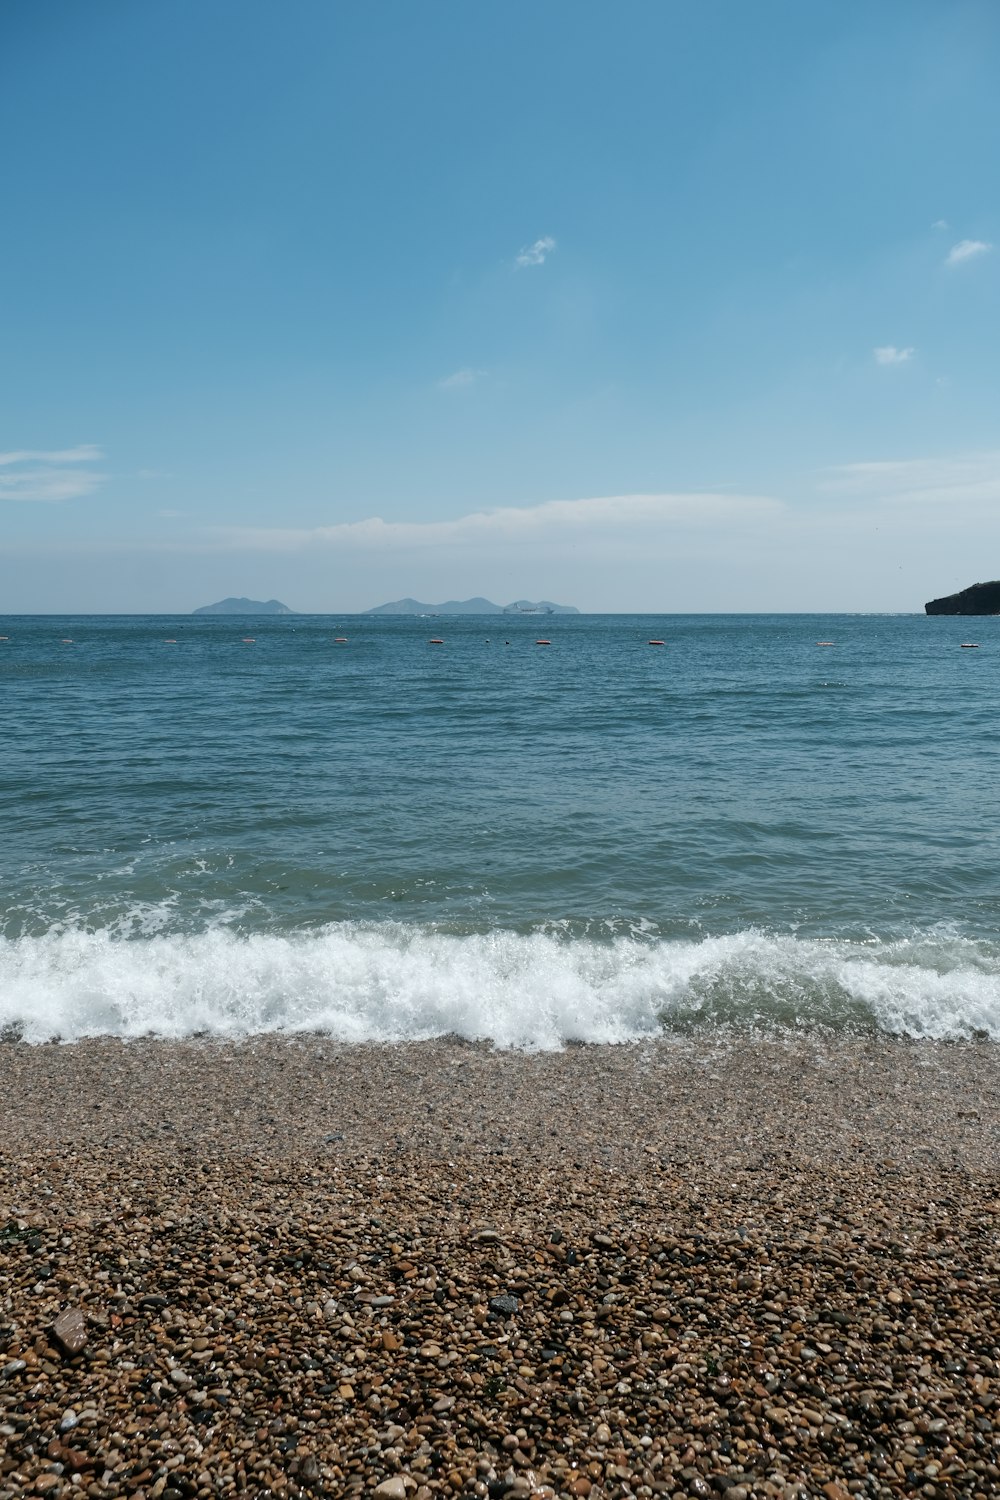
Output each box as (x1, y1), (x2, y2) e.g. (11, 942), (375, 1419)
(51, 1307), (88, 1356)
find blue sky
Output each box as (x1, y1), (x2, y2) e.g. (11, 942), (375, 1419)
(2, 0), (999, 611)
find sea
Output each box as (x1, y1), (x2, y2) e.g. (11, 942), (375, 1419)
(3, 612), (999, 1048)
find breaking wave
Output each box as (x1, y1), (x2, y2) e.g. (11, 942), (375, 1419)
(1, 922), (999, 1048)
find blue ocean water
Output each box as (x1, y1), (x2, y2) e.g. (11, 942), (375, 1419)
(3, 612), (999, 1045)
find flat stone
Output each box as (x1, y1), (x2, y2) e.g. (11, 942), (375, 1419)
(59, 1408), (79, 1432)
(488, 1295), (519, 1317)
(0, 1360), (26, 1379)
(374, 1478), (407, 1499)
(52, 1307), (88, 1356)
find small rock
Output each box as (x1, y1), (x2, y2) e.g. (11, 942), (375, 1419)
(374, 1479), (407, 1499)
(300, 1455), (320, 1482)
(488, 1295), (519, 1317)
(59, 1409), (79, 1433)
(476, 1229), (502, 1244)
(168, 1367), (194, 1391)
(52, 1306), (88, 1356)
(432, 1395), (455, 1413)
(592, 1233), (617, 1250)
(1, 1359), (26, 1379)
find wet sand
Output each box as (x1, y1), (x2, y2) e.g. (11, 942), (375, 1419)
(1, 1036), (998, 1499)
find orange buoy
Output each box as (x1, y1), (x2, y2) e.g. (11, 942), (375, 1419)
(429, 638), (444, 644)
(648, 639), (665, 646)
(535, 639), (551, 646)
(960, 643), (980, 649)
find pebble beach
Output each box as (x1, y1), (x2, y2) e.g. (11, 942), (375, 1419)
(1, 1036), (999, 1500)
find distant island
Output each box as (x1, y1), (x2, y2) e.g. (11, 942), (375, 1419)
(925, 581), (1000, 616)
(366, 597), (579, 616)
(193, 598), (295, 615)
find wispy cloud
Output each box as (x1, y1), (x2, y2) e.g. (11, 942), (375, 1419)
(515, 235), (557, 268)
(946, 238), (992, 267)
(0, 444), (105, 502)
(0, 444), (102, 467)
(212, 491), (784, 554)
(438, 367), (485, 390)
(822, 452), (1000, 508)
(873, 345), (915, 366)
(931, 219), (949, 230)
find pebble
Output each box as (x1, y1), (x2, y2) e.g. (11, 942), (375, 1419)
(487, 1294), (519, 1317)
(0, 1034), (998, 1499)
(51, 1306), (87, 1356)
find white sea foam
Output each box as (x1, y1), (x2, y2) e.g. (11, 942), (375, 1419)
(2, 923), (999, 1047)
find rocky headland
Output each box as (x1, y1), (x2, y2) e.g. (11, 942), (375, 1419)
(925, 581), (1000, 615)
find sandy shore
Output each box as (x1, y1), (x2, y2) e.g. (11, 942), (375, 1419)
(1, 1036), (998, 1499)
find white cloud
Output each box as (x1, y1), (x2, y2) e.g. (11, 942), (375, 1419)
(212, 491), (784, 554)
(0, 444), (102, 467)
(946, 238), (992, 266)
(822, 451), (1000, 508)
(873, 345), (915, 366)
(438, 367), (485, 389)
(0, 444), (105, 502)
(515, 235), (557, 268)
(931, 219), (949, 230)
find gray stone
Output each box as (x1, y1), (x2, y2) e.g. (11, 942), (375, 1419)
(488, 1294), (519, 1317)
(373, 1479), (407, 1499)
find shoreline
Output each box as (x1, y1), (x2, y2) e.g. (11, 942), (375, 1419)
(2, 1036), (998, 1498)
(1, 1033), (997, 1168)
